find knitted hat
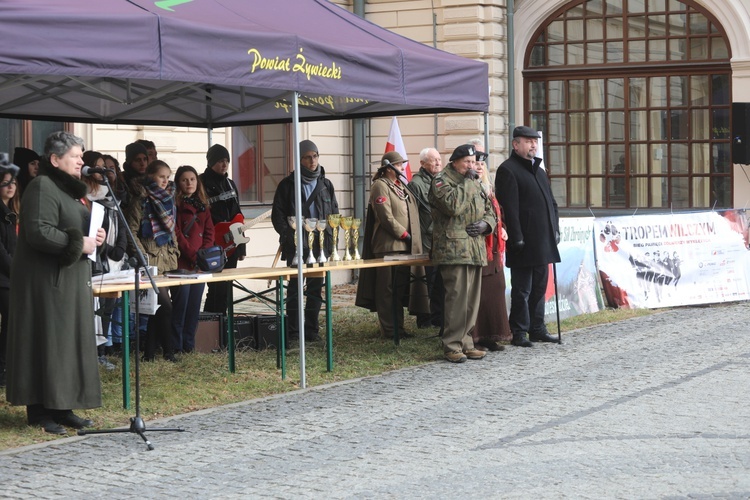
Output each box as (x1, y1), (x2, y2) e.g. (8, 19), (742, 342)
(13, 147), (40, 168)
(449, 144), (476, 162)
(299, 140), (318, 158)
(125, 142), (148, 164)
(381, 151), (405, 167)
(206, 144), (230, 167)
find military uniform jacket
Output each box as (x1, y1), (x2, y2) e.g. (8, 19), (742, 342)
(429, 164), (496, 267)
(367, 177), (422, 255)
(355, 176), (428, 315)
(407, 167), (434, 253)
(495, 151), (560, 268)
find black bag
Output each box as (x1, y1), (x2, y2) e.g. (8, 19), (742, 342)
(196, 245), (226, 272)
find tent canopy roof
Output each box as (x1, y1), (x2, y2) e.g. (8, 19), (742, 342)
(0, 0), (489, 127)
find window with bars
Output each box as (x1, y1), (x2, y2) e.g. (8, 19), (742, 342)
(525, 0), (731, 209)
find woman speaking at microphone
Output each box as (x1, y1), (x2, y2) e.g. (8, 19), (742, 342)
(355, 152), (428, 339)
(5, 131), (106, 434)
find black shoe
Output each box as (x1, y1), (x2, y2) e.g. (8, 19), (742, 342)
(529, 331), (559, 343)
(142, 354), (155, 362)
(52, 411), (93, 430)
(511, 332), (533, 347)
(35, 417), (67, 435)
(163, 353), (179, 363)
(304, 333), (321, 342)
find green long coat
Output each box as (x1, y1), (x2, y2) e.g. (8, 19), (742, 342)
(5, 164), (102, 410)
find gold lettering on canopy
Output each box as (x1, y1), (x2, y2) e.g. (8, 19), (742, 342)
(273, 94), (370, 115)
(247, 47), (342, 81)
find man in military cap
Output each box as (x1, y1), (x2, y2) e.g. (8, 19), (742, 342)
(495, 126), (561, 347)
(429, 144), (496, 363)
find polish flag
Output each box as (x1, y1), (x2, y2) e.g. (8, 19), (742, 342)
(384, 116), (411, 180)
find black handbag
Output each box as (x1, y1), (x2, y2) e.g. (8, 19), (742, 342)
(196, 245), (226, 272)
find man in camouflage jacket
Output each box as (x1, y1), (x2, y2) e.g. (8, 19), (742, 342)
(429, 144), (496, 363)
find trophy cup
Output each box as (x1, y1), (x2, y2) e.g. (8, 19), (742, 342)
(351, 218), (362, 261)
(286, 216), (299, 266)
(316, 219), (328, 265)
(327, 214), (341, 264)
(303, 218), (318, 266)
(340, 216), (353, 261)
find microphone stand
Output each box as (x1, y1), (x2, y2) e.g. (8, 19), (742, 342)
(78, 173), (184, 450)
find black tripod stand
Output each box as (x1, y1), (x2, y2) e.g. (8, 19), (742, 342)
(78, 171), (184, 450)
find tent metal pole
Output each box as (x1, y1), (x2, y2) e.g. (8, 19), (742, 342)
(292, 91), (306, 388)
(508, 0), (516, 145)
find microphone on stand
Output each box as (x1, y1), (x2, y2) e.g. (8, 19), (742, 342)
(382, 160), (409, 184)
(81, 166), (109, 176)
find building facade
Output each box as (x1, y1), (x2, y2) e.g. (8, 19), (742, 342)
(3, 0), (750, 271)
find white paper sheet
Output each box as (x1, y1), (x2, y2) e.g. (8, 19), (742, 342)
(88, 202), (105, 262)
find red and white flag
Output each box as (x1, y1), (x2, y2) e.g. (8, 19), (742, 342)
(384, 116), (411, 180)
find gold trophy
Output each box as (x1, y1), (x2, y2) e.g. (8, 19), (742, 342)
(351, 217), (362, 261)
(316, 219), (328, 265)
(327, 214), (341, 264)
(286, 216), (299, 266)
(340, 216), (353, 261)
(303, 218), (318, 266)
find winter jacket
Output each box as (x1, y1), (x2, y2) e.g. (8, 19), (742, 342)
(271, 167), (338, 265)
(174, 198), (215, 271)
(429, 163), (496, 266)
(495, 151), (560, 268)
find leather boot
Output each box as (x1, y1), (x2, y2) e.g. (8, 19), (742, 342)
(511, 331), (533, 347)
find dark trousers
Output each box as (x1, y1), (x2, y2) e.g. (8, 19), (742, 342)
(419, 265), (445, 328)
(171, 282), (206, 352)
(145, 288), (173, 359)
(204, 251), (239, 314)
(509, 265), (549, 335)
(286, 276), (323, 340)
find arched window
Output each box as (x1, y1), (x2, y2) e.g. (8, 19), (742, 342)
(525, 0), (731, 209)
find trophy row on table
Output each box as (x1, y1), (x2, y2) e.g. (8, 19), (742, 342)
(287, 214), (362, 267)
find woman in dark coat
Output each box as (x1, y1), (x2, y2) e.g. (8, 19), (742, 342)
(471, 151), (511, 351)
(171, 165), (215, 353)
(0, 169), (19, 387)
(5, 131), (106, 434)
(12, 146), (40, 199)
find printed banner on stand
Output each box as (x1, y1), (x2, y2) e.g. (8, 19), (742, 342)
(594, 210), (750, 309)
(504, 217), (604, 322)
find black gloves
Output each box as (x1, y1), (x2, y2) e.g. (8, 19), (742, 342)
(465, 221), (490, 237)
(510, 240), (525, 253)
(109, 245), (125, 262)
(403, 233), (412, 246)
(464, 168), (479, 180)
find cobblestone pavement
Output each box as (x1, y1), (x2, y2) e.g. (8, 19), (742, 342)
(2, 301), (749, 499)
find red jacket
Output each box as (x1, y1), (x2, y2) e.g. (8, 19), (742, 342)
(174, 200), (215, 271)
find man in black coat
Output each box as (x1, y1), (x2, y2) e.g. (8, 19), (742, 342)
(200, 144), (246, 314)
(495, 126), (561, 347)
(271, 140), (338, 342)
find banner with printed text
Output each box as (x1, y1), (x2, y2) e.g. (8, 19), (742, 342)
(594, 210), (750, 309)
(504, 217), (604, 322)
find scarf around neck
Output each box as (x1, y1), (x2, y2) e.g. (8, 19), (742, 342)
(300, 165), (321, 184)
(141, 179), (176, 246)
